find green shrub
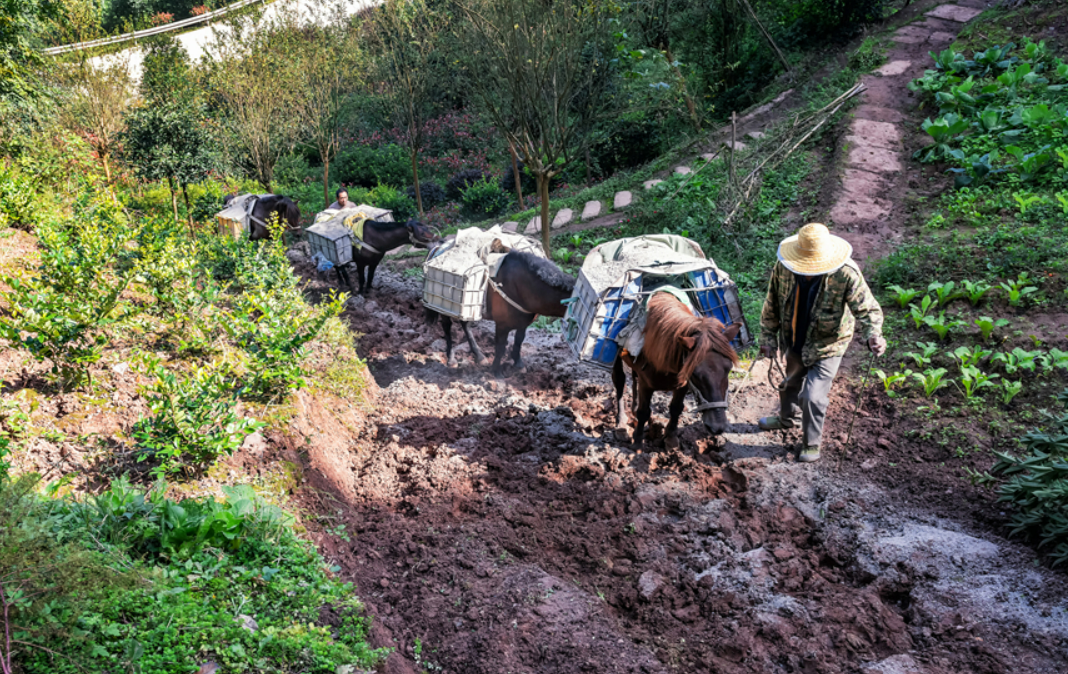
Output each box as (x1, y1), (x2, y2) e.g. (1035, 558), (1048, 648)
(133, 359), (263, 478)
(0, 199), (142, 390)
(976, 390), (1068, 565)
(459, 175), (510, 219)
(367, 183), (415, 221)
(223, 286), (347, 398)
(336, 143), (410, 189)
(0, 162), (38, 230)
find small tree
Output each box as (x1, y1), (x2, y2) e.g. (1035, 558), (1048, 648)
(292, 24), (363, 209)
(454, 0), (617, 251)
(370, 0), (440, 217)
(55, 55), (134, 189)
(121, 101), (217, 233)
(206, 21), (300, 192)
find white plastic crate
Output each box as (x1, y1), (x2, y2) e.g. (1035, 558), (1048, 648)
(306, 220), (353, 267)
(422, 261), (488, 321)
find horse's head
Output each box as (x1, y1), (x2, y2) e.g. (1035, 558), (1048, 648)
(223, 193), (236, 207)
(680, 321), (742, 435)
(405, 219), (439, 248)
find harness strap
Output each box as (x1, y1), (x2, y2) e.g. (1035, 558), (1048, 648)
(487, 276), (531, 314)
(688, 381), (729, 412)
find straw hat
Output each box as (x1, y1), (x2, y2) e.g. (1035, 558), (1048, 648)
(777, 223), (852, 276)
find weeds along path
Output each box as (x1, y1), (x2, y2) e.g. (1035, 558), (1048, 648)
(283, 244), (1068, 674)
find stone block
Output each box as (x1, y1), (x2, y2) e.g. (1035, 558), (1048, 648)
(614, 191), (633, 209)
(551, 208), (573, 229)
(926, 5), (983, 23)
(581, 201), (601, 220)
(674, 166), (692, 175)
(874, 60), (911, 77)
(524, 217), (540, 235)
(501, 221), (519, 233)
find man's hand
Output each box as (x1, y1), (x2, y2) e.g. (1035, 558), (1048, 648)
(759, 344), (776, 360)
(867, 335), (887, 356)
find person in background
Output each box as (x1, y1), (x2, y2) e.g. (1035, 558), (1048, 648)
(757, 223), (886, 463)
(328, 188), (356, 210)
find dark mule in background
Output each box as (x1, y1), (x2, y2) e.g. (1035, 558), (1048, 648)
(350, 219), (438, 295)
(222, 194), (301, 240)
(425, 251), (575, 371)
(612, 292), (740, 449)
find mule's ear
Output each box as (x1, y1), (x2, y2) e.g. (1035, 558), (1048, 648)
(679, 335), (697, 349)
(722, 322), (742, 342)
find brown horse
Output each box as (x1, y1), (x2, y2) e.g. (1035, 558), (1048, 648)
(426, 251), (575, 372)
(612, 292), (740, 449)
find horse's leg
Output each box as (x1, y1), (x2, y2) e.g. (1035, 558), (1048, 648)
(492, 323), (509, 375)
(365, 258), (380, 292)
(442, 316), (457, 367)
(633, 380), (654, 449)
(510, 324), (528, 370)
(460, 320), (489, 366)
(610, 357), (628, 430)
(664, 387), (687, 451)
(337, 264), (353, 292)
(355, 260), (367, 295)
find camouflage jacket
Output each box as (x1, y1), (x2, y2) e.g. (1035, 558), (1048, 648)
(760, 260), (884, 366)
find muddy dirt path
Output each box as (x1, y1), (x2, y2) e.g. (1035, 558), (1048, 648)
(287, 259), (1068, 674)
(287, 3), (1068, 673)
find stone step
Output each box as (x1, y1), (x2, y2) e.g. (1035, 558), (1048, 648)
(926, 5), (983, 22)
(875, 60), (911, 77)
(643, 179), (663, 190)
(674, 166), (692, 175)
(501, 221), (519, 233)
(844, 118), (902, 150)
(581, 201), (601, 221)
(847, 145), (902, 174)
(524, 216), (540, 235)
(723, 140), (747, 152)
(552, 208), (573, 229)
(614, 191), (633, 210)
(700, 153), (717, 162)
(746, 131), (766, 140)
(891, 25), (931, 44)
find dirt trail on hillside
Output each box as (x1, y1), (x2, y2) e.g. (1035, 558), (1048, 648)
(286, 3), (1068, 673)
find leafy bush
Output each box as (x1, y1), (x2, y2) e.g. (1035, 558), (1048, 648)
(0, 200), (141, 389)
(499, 158), (538, 196)
(407, 180), (447, 209)
(446, 168), (489, 200)
(977, 390), (1068, 565)
(335, 143), (410, 188)
(0, 162), (38, 230)
(133, 359), (263, 478)
(1, 467), (387, 674)
(459, 175), (510, 219)
(223, 286), (347, 398)
(590, 117), (662, 176)
(275, 151), (313, 187)
(367, 183), (415, 221)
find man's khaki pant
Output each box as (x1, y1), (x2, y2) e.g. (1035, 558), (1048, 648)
(779, 350), (842, 447)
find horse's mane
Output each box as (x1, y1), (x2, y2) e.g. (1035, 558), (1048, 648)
(281, 197), (299, 226)
(508, 251), (575, 292)
(642, 292), (739, 387)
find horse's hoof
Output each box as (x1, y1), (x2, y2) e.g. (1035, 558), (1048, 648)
(613, 427), (631, 442)
(447, 359), (458, 368)
(475, 357), (491, 367)
(664, 436), (681, 451)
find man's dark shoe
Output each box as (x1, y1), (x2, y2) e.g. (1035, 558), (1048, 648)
(758, 416), (796, 431)
(798, 445), (821, 463)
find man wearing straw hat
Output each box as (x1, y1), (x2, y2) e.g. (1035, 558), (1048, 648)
(757, 223), (885, 463)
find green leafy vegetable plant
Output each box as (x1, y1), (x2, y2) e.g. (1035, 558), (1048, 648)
(1000, 379), (1023, 404)
(960, 280), (993, 306)
(904, 342), (939, 368)
(912, 367), (951, 398)
(887, 285), (921, 308)
(960, 365), (999, 399)
(874, 369), (912, 395)
(923, 312), (963, 341)
(953, 345), (992, 370)
(974, 316), (1009, 342)
(909, 295), (936, 328)
(1000, 272), (1039, 307)
(928, 281), (961, 306)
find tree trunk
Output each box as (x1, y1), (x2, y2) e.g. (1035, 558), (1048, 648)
(323, 157), (331, 210)
(509, 143), (524, 207)
(410, 147), (424, 217)
(101, 152), (112, 184)
(584, 144), (593, 187)
(537, 173), (551, 254)
(181, 183), (195, 238)
(167, 176), (180, 226)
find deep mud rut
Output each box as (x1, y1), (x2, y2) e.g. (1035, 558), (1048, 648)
(288, 261), (1068, 674)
